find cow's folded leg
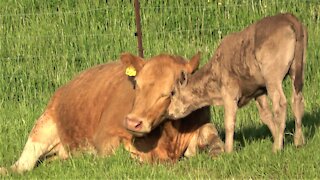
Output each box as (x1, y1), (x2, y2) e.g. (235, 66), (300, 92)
(184, 123), (224, 158)
(184, 133), (198, 157)
(10, 111), (61, 173)
(198, 123), (224, 157)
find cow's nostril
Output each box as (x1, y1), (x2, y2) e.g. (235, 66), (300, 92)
(126, 117), (143, 131)
(134, 121), (142, 128)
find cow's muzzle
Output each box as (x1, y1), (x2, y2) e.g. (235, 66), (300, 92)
(125, 115), (151, 137)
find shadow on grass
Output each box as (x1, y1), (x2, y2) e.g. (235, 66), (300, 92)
(219, 108), (320, 149)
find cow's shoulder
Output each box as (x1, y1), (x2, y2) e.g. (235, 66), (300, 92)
(51, 61), (134, 149)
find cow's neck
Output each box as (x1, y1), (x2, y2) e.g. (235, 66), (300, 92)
(185, 59), (222, 107)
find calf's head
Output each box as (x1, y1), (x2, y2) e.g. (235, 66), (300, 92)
(167, 82), (195, 119)
(121, 52), (200, 137)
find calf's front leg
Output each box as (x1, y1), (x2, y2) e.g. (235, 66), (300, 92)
(222, 89), (239, 153)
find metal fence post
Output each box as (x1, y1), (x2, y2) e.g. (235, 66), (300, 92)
(134, 0), (144, 58)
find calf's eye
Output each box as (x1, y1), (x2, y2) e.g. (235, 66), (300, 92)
(171, 90), (175, 96)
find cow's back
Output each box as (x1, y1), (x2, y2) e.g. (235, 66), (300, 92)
(50, 62), (135, 150)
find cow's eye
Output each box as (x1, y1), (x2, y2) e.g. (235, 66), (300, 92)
(128, 76), (137, 89)
(133, 80), (136, 89)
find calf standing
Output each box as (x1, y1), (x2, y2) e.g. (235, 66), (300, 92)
(167, 13), (307, 152)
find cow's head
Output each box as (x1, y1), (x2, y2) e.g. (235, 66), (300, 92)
(121, 52), (200, 137)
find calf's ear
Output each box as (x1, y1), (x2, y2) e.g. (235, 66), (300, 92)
(120, 52), (145, 73)
(186, 52), (201, 73)
(179, 71), (188, 87)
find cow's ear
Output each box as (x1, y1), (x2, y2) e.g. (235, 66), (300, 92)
(120, 53), (145, 73)
(186, 52), (201, 73)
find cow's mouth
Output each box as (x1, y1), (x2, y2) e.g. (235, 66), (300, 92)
(126, 129), (148, 137)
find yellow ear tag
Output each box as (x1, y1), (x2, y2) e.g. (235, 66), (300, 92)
(125, 66), (137, 77)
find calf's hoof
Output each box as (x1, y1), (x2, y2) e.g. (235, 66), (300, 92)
(224, 144), (234, 154)
(294, 133), (305, 147)
(272, 143), (283, 153)
(0, 167), (8, 176)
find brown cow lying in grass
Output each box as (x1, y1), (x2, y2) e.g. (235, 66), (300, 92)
(0, 53), (224, 175)
(167, 13), (307, 153)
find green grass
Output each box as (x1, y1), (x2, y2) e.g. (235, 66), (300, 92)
(1, 0), (320, 179)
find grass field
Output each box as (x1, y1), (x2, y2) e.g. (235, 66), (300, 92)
(0, 0), (320, 179)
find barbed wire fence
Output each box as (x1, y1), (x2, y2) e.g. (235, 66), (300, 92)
(0, 0), (319, 103)
(0, 1), (319, 62)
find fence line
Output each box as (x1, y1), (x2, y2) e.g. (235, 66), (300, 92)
(0, 7), (121, 17)
(0, 5), (244, 17)
(0, 1), (319, 61)
(0, 0), (319, 18)
(0, 27), (242, 40)
(1, 36), (318, 62)
(0, 27), (317, 40)
(0, 55), (77, 61)
(0, 3), (318, 40)
(0, 32), (131, 40)
(0, 54), (109, 61)
(134, 0), (144, 57)
(0, 46), (215, 61)
(2, 25), (319, 40)
(139, 0), (320, 9)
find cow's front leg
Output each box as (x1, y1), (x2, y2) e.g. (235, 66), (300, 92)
(222, 87), (239, 153)
(93, 132), (121, 157)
